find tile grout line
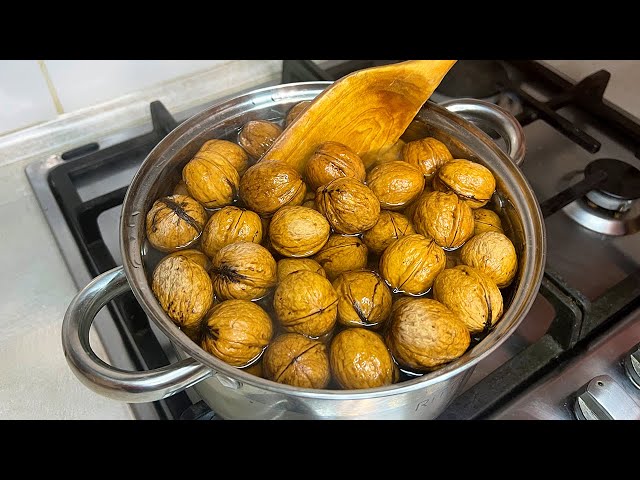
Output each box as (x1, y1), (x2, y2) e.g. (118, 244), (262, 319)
(37, 60), (65, 115)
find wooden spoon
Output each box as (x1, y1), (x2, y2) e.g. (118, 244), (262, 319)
(262, 60), (457, 173)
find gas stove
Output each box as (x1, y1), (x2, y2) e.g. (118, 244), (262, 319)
(26, 60), (640, 420)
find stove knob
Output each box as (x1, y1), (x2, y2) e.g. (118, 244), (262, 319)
(573, 375), (640, 420)
(624, 346), (640, 389)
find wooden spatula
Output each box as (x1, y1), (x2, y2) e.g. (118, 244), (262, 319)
(262, 60), (457, 173)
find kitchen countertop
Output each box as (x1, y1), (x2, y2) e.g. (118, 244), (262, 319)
(1, 60), (638, 420)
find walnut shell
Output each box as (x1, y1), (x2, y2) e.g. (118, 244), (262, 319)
(239, 159), (307, 217)
(385, 298), (470, 372)
(366, 161), (425, 211)
(312, 234), (369, 281)
(182, 153), (240, 209)
(273, 270), (338, 338)
(379, 233), (446, 296)
(332, 270), (392, 329)
(362, 211), (416, 256)
(285, 101), (312, 126)
(268, 206), (331, 257)
(210, 242), (277, 300)
(330, 328), (395, 389)
(263, 333), (330, 388)
(166, 248), (212, 272)
(152, 255), (213, 339)
(200, 299), (273, 367)
(315, 177), (380, 234)
(238, 120), (283, 159)
(434, 159), (496, 209)
(304, 141), (367, 191)
(201, 206), (263, 258)
(459, 231), (518, 288)
(173, 180), (190, 196)
(473, 208), (504, 235)
(432, 265), (504, 335)
(146, 194), (207, 253)
(412, 190), (475, 250)
(197, 138), (251, 176)
(276, 258), (326, 283)
(366, 139), (406, 168)
(402, 137), (454, 180)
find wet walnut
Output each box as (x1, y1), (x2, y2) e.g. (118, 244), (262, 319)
(268, 206), (331, 258)
(330, 328), (395, 389)
(166, 248), (212, 272)
(273, 270), (338, 338)
(304, 141), (367, 191)
(301, 190), (317, 210)
(210, 242), (277, 301)
(312, 234), (369, 281)
(182, 152), (240, 209)
(200, 206), (263, 258)
(473, 208), (504, 235)
(173, 180), (190, 196)
(262, 333), (330, 389)
(433, 159), (496, 209)
(402, 137), (454, 180)
(362, 211), (416, 256)
(366, 161), (425, 211)
(200, 299), (273, 367)
(276, 258), (326, 283)
(285, 101), (312, 126)
(239, 159), (307, 217)
(385, 298), (470, 372)
(379, 233), (446, 296)
(146, 194), (207, 253)
(238, 120), (283, 159)
(432, 265), (504, 335)
(412, 190), (475, 250)
(332, 270), (392, 329)
(366, 139), (406, 168)
(460, 231), (518, 288)
(196, 139), (251, 176)
(152, 255), (213, 340)
(315, 177), (380, 234)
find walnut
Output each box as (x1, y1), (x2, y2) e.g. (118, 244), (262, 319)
(459, 231), (518, 288)
(412, 190), (475, 250)
(285, 101), (312, 126)
(366, 139), (406, 168)
(273, 270), (338, 338)
(432, 265), (504, 335)
(362, 211), (416, 256)
(330, 328), (395, 389)
(379, 233), (446, 296)
(315, 177), (380, 234)
(146, 194), (207, 253)
(301, 190), (317, 210)
(304, 141), (367, 191)
(151, 255), (213, 340)
(473, 208), (504, 235)
(172, 180), (190, 196)
(366, 161), (425, 211)
(312, 234), (369, 281)
(196, 139), (251, 176)
(239, 159), (307, 217)
(182, 152), (240, 209)
(200, 299), (273, 367)
(402, 137), (454, 180)
(433, 159), (496, 209)
(262, 333), (330, 388)
(268, 206), (331, 257)
(238, 120), (283, 159)
(166, 248), (212, 272)
(200, 206), (263, 258)
(276, 258), (326, 283)
(332, 270), (392, 329)
(385, 298), (470, 372)
(210, 242), (277, 301)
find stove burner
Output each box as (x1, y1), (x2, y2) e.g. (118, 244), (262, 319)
(436, 60), (509, 99)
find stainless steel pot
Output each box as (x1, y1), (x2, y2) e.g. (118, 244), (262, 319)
(62, 81), (545, 419)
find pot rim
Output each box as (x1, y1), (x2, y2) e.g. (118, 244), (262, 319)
(121, 80), (546, 400)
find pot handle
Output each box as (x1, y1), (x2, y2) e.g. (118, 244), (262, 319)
(62, 266), (213, 403)
(440, 98), (526, 167)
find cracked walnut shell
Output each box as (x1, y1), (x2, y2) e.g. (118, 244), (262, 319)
(432, 265), (504, 335)
(312, 234), (369, 281)
(402, 137), (454, 180)
(201, 206), (263, 258)
(332, 270), (392, 329)
(366, 161), (425, 211)
(385, 298), (470, 372)
(362, 211), (416, 256)
(238, 120), (283, 159)
(304, 141), (367, 191)
(200, 299), (273, 368)
(460, 231), (518, 288)
(268, 206), (331, 257)
(146, 194), (207, 253)
(315, 177), (380, 234)
(182, 152), (240, 209)
(434, 159), (496, 209)
(262, 333), (330, 389)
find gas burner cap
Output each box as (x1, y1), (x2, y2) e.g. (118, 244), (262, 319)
(584, 158), (640, 212)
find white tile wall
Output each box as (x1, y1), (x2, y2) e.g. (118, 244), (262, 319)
(0, 61), (58, 134)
